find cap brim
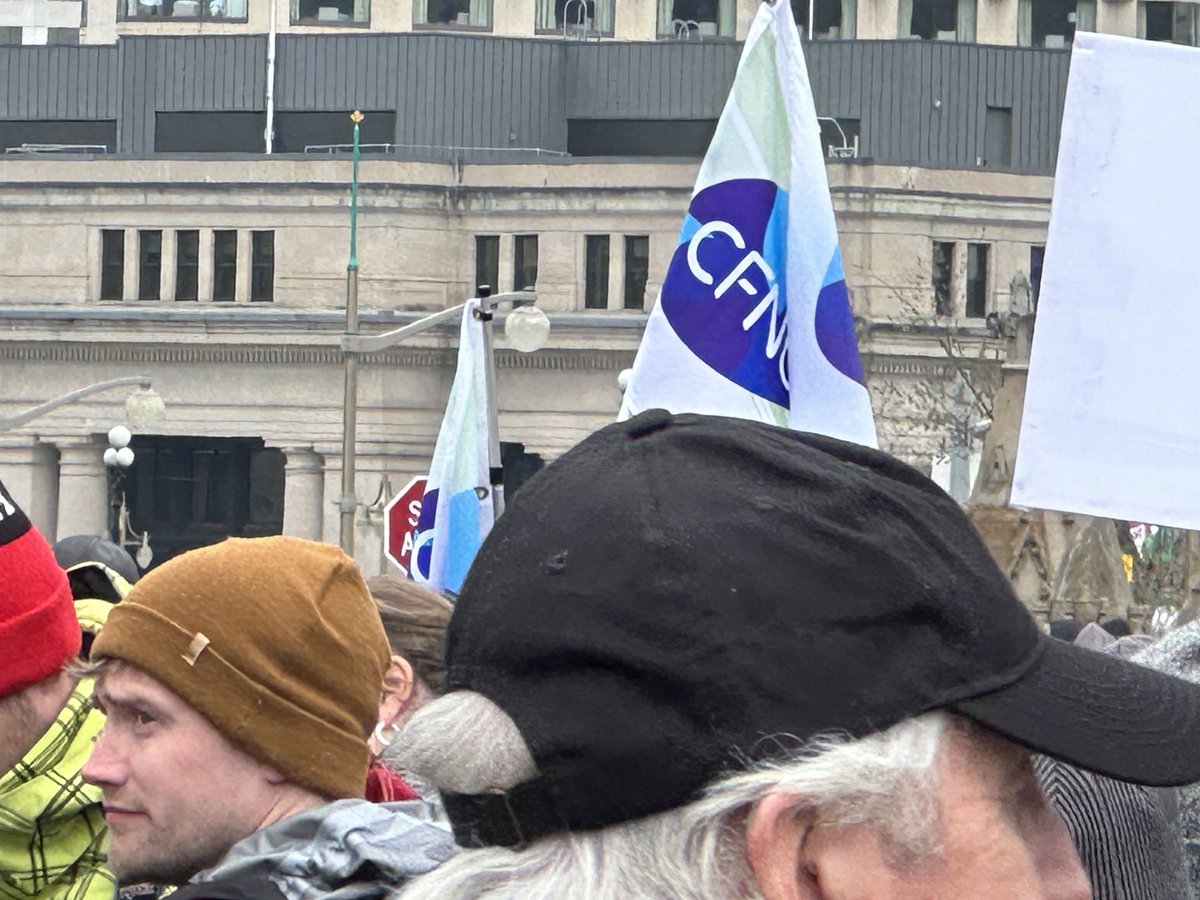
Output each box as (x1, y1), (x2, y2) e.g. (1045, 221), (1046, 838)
(953, 635), (1200, 787)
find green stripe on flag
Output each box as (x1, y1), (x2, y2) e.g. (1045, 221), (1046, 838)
(732, 31), (791, 184)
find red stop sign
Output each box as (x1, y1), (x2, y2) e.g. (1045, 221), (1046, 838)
(384, 476), (427, 578)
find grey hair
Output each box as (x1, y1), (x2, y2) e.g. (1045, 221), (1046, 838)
(393, 692), (950, 900)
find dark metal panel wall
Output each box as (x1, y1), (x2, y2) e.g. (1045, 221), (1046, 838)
(806, 41), (1069, 174)
(154, 36), (267, 111)
(2, 35), (1070, 172)
(0, 46), (118, 120)
(275, 34), (566, 152)
(117, 36), (267, 154)
(565, 41), (739, 119)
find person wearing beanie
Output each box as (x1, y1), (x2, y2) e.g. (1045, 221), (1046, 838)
(393, 411), (1200, 900)
(0, 479), (83, 773)
(80, 536), (454, 899)
(0, 480), (118, 900)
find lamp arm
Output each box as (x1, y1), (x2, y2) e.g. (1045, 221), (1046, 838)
(341, 292), (537, 355)
(342, 304), (466, 355)
(0, 376), (152, 432)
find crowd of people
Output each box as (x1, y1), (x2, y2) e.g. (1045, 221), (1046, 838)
(5, 409), (1200, 898)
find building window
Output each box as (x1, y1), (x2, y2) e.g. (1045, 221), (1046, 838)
(475, 236), (500, 294)
(291, 0), (369, 25)
(624, 236), (650, 310)
(100, 230), (124, 301)
(791, 0), (856, 38)
(1030, 245), (1045, 310)
(414, 0), (493, 28)
(514, 235), (538, 291)
(251, 231), (275, 302)
(212, 230), (237, 302)
(966, 243), (989, 318)
(932, 241), (954, 317)
(819, 117), (860, 158)
(1018, 0), (1094, 47)
(118, 0), (247, 20)
(983, 107), (1012, 168)
(274, 111), (395, 153)
(0, 120), (116, 153)
(1139, 1), (1200, 45)
(536, 0), (614, 35)
(155, 112), (267, 153)
(138, 230), (162, 301)
(567, 119), (718, 157)
(584, 235), (610, 310)
(659, 0), (736, 38)
(176, 230), (199, 301)
(900, 0), (975, 41)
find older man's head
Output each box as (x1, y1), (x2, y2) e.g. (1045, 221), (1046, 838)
(393, 411), (1200, 899)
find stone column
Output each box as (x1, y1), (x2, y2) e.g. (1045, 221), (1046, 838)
(607, 233), (626, 311)
(54, 437), (110, 540)
(353, 454), (390, 578)
(122, 228), (138, 302)
(0, 438), (60, 536)
(281, 446), (325, 540)
(198, 230), (215, 302)
(161, 228), (178, 301)
(236, 228), (253, 303)
(316, 446), (386, 574)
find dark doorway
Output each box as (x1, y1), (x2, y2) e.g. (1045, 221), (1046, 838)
(124, 436), (284, 569)
(501, 441), (543, 505)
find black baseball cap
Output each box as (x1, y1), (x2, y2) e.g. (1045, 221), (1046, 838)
(441, 410), (1200, 848)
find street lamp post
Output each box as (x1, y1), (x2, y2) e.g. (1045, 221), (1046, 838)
(340, 110), (365, 554)
(103, 425), (154, 569)
(338, 290), (550, 548)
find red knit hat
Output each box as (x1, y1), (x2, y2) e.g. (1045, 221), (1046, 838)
(0, 478), (80, 697)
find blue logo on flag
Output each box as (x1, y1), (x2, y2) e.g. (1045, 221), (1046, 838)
(660, 178), (865, 407)
(662, 179), (790, 407)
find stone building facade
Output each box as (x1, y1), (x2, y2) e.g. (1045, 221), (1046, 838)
(0, 0), (1149, 573)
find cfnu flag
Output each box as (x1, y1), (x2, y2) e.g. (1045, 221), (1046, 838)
(619, 0), (876, 448)
(411, 299), (494, 594)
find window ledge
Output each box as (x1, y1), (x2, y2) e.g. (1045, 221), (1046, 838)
(413, 22), (493, 32)
(534, 27), (614, 37)
(117, 16), (249, 22)
(290, 18), (370, 26)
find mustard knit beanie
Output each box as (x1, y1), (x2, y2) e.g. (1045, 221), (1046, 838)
(92, 536), (389, 800)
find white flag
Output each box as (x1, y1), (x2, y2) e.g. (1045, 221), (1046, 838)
(619, 0), (876, 448)
(411, 299), (494, 594)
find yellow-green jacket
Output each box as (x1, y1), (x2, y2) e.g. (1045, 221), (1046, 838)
(0, 599), (116, 900)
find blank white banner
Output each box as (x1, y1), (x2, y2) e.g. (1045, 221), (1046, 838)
(1012, 32), (1200, 529)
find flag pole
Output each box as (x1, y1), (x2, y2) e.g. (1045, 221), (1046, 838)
(474, 285), (506, 520)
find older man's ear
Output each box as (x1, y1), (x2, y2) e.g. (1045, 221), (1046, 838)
(746, 794), (821, 900)
(748, 793), (916, 900)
